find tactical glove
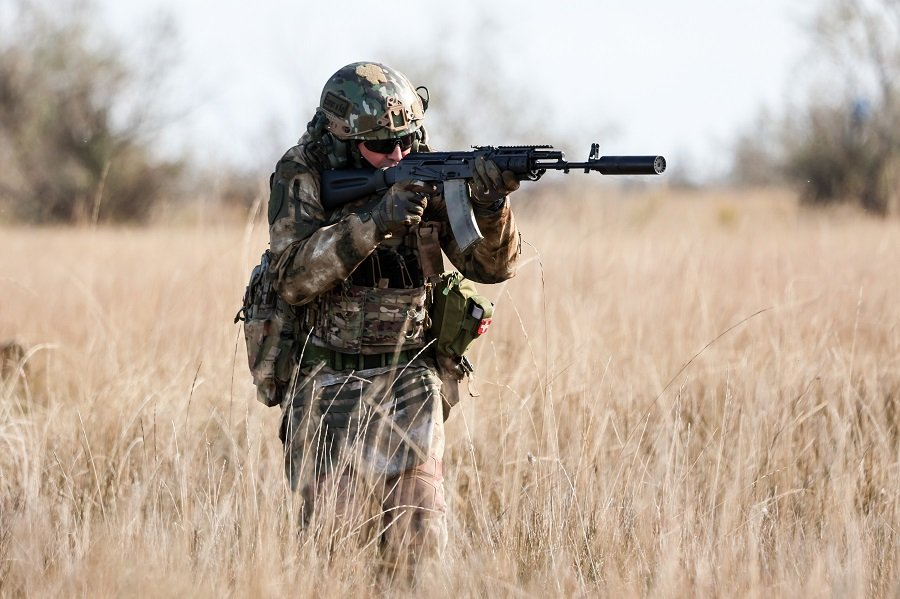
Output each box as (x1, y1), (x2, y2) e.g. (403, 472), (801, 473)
(371, 179), (434, 236)
(469, 157), (520, 209)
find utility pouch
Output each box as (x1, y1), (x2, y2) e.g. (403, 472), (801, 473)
(235, 251), (299, 407)
(428, 271), (493, 379)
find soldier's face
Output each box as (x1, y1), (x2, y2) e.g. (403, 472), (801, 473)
(358, 141), (410, 169)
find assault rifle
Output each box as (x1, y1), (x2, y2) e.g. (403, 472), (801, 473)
(321, 144), (666, 252)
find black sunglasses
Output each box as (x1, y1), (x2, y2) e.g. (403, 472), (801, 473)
(362, 134), (415, 154)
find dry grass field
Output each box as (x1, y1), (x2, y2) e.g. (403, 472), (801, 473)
(1, 186), (898, 597)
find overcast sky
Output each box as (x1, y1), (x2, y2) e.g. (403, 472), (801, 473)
(97, 1), (822, 181)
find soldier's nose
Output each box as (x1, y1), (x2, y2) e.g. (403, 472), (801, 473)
(387, 144), (404, 162)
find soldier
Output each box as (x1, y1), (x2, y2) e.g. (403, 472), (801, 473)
(266, 62), (520, 570)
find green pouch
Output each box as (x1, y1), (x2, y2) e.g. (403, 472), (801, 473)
(429, 271), (494, 373)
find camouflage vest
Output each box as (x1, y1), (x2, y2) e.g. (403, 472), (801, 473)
(304, 217), (441, 355)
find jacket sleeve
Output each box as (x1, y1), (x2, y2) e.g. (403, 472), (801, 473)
(267, 153), (382, 306)
(432, 196), (520, 284)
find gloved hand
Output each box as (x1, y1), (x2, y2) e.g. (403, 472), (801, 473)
(469, 157), (520, 209)
(371, 179), (435, 236)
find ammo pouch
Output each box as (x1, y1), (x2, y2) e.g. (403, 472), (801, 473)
(235, 251), (299, 407)
(428, 271), (493, 379)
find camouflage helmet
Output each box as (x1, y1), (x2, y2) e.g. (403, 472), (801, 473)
(318, 62), (425, 141)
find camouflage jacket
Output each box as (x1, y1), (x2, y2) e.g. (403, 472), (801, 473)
(267, 132), (520, 352)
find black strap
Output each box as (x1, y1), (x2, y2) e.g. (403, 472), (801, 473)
(299, 345), (416, 370)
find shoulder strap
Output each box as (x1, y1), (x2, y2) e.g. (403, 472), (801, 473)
(416, 223), (444, 282)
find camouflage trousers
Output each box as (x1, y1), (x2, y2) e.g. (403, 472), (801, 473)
(279, 358), (447, 568)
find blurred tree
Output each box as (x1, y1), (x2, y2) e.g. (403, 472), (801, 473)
(730, 108), (788, 187)
(0, 0), (184, 224)
(731, 0), (899, 215)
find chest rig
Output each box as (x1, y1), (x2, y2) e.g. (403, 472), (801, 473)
(304, 196), (445, 356)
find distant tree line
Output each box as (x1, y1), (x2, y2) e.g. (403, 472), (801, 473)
(2, 0), (898, 223)
(0, 0), (187, 224)
(732, 0), (899, 216)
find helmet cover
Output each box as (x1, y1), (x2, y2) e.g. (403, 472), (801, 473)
(319, 62), (425, 140)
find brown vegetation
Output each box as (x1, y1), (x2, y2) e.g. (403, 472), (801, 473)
(1, 187), (898, 596)
(0, 0), (184, 224)
(733, 0), (900, 216)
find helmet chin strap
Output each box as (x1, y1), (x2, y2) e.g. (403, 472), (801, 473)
(346, 140), (364, 168)
(411, 126), (428, 152)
